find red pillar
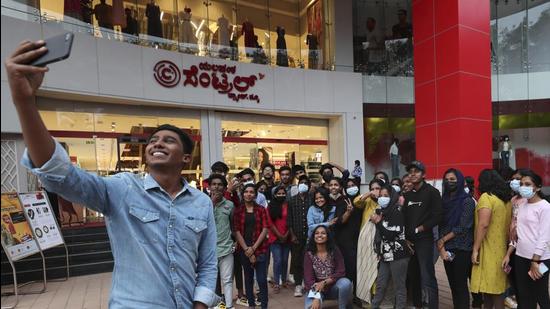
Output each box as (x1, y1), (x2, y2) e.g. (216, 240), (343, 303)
(412, 0), (493, 180)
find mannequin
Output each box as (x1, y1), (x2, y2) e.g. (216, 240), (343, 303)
(242, 18), (255, 56)
(499, 135), (512, 168)
(64, 0), (82, 20)
(276, 26), (288, 67)
(179, 7), (196, 46)
(217, 14), (230, 48)
(111, 0), (126, 29)
(389, 138), (399, 178)
(146, 0), (163, 38)
(306, 33), (318, 69)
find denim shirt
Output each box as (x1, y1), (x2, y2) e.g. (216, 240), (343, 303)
(307, 205), (336, 238)
(21, 141), (218, 309)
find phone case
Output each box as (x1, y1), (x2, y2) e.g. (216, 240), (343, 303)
(30, 32), (74, 67)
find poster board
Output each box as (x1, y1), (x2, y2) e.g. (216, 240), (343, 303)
(1, 193), (40, 261)
(19, 191), (65, 250)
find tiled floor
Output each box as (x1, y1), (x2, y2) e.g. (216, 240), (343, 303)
(1, 261), (454, 308)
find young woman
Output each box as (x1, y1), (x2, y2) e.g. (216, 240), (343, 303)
(307, 187), (337, 239)
(354, 178), (384, 304)
(370, 186), (410, 309)
(501, 169), (525, 309)
(329, 178), (360, 286)
(303, 225), (353, 309)
(470, 169), (512, 309)
(267, 186), (291, 293)
(512, 170), (550, 308)
(233, 184), (270, 309)
(374, 171), (390, 184)
(437, 169), (475, 309)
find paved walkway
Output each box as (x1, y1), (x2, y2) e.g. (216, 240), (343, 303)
(1, 261), (454, 308)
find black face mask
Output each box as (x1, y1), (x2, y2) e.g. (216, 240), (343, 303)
(322, 173), (332, 182)
(274, 196), (285, 202)
(445, 181), (458, 192)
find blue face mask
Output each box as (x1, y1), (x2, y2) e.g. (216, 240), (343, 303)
(298, 183), (309, 193)
(391, 185), (401, 193)
(510, 179), (520, 192)
(378, 196), (391, 208)
(519, 186), (536, 199)
(346, 186), (359, 196)
(464, 187), (470, 194)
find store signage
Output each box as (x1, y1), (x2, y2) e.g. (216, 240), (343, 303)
(1, 193), (40, 261)
(154, 61), (265, 103)
(19, 191), (64, 251)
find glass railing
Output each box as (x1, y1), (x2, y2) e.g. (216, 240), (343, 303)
(2, 0), (334, 71)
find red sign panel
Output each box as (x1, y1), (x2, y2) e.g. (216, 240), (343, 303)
(153, 61), (265, 103)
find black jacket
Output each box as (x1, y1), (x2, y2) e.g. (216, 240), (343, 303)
(374, 204), (410, 261)
(403, 181), (442, 241)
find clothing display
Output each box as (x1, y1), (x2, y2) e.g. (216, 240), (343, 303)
(94, 2), (113, 29)
(64, 0), (82, 20)
(217, 15), (230, 47)
(111, 0), (125, 28)
(146, 2), (163, 38)
(276, 26), (288, 67)
(242, 19), (255, 50)
(179, 8), (197, 46)
(306, 33), (319, 69)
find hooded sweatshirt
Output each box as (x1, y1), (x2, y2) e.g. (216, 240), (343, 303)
(403, 181), (442, 241)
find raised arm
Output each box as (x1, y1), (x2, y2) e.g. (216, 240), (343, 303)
(5, 40), (55, 167)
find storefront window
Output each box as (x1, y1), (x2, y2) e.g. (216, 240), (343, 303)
(221, 116), (329, 182)
(352, 0), (413, 76)
(37, 104), (202, 182)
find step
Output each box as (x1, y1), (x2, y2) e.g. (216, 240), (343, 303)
(1, 250), (113, 273)
(60, 226), (107, 236)
(1, 260), (114, 284)
(62, 232), (110, 244)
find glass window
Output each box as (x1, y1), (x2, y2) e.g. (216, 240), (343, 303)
(268, 1), (300, 68)
(300, 0), (325, 69)
(208, 0), (238, 59)
(235, 0), (270, 64)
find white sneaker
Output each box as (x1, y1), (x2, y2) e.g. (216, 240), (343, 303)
(287, 274), (295, 285)
(294, 285), (303, 297)
(504, 297), (518, 309)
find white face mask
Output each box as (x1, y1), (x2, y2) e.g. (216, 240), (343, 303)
(391, 185), (401, 193)
(378, 196), (391, 208)
(464, 187), (470, 194)
(510, 179), (520, 192)
(243, 180), (254, 186)
(346, 186), (359, 196)
(298, 183), (309, 193)
(519, 186), (536, 199)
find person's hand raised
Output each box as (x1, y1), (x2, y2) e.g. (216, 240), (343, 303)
(5, 40), (49, 104)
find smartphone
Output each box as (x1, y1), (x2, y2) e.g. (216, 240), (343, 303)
(29, 32), (74, 67)
(503, 264), (512, 274)
(540, 262), (549, 275)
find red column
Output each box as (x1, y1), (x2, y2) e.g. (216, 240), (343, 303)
(412, 0), (492, 180)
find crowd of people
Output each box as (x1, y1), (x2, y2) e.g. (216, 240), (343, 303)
(5, 41), (549, 309)
(204, 160), (550, 309)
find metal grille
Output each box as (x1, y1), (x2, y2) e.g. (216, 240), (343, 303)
(1, 140), (19, 193)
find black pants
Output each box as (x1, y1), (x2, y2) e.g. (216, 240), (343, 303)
(290, 240), (306, 286)
(514, 256), (550, 309)
(234, 251), (243, 292)
(340, 244), (358, 296)
(413, 238), (439, 309)
(443, 250), (471, 309)
(407, 253), (423, 307)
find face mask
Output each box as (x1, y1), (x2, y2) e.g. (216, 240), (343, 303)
(298, 183), (309, 193)
(444, 181), (458, 192)
(346, 186), (359, 196)
(391, 185), (401, 193)
(510, 179), (520, 192)
(378, 196), (391, 208)
(322, 173), (332, 182)
(464, 187), (470, 194)
(274, 195), (285, 202)
(243, 180), (254, 186)
(519, 186), (536, 199)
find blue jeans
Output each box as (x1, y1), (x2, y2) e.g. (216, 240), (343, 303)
(271, 242), (290, 285)
(240, 252), (268, 309)
(304, 277), (352, 309)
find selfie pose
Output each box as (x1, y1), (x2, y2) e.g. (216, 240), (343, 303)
(5, 40), (218, 308)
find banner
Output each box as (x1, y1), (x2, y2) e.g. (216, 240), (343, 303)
(1, 193), (40, 261)
(19, 191), (64, 250)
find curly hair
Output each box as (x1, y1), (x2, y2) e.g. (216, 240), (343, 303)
(478, 169), (512, 202)
(306, 225), (336, 255)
